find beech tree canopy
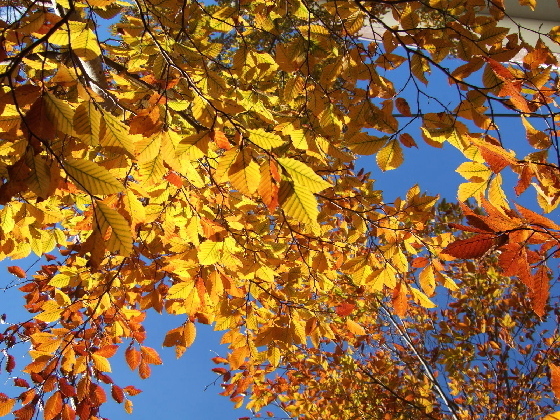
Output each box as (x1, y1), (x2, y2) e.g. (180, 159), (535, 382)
(0, 0), (559, 419)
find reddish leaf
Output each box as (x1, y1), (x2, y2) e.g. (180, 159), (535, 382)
(442, 234), (495, 259)
(13, 403), (34, 420)
(211, 129), (232, 150)
(58, 378), (76, 397)
(335, 302), (355, 316)
(411, 257), (429, 268)
(449, 223), (491, 234)
(13, 378), (29, 388)
(485, 57), (515, 81)
(111, 385), (125, 404)
(8, 266), (26, 278)
(465, 215), (493, 232)
(516, 203), (560, 231)
(6, 354), (15, 373)
(164, 172), (183, 188)
(90, 384), (107, 406)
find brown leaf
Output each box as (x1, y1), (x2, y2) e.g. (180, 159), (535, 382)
(399, 133), (417, 148)
(6, 354), (15, 373)
(442, 234), (495, 259)
(395, 97), (412, 116)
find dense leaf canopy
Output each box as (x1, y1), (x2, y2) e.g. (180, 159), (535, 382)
(0, 0), (559, 419)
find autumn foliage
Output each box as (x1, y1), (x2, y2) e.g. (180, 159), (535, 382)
(0, 0), (559, 419)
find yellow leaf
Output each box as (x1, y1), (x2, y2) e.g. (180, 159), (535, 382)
(34, 300), (63, 323)
(419, 265), (436, 296)
(278, 181), (320, 234)
(457, 181), (486, 203)
(228, 149), (260, 196)
(376, 139), (403, 171)
(346, 319), (365, 336)
(456, 161), (492, 182)
(72, 28), (102, 61)
(44, 92), (75, 136)
(277, 157), (331, 193)
(410, 287), (436, 308)
(248, 128), (285, 150)
(198, 241), (224, 265)
(92, 354), (112, 372)
(347, 133), (386, 155)
(100, 112), (134, 155)
(25, 153), (51, 198)
(74, 101), (101, 146)
(65, 158), (124, 195)
(95, 201), (133, 256)
(167, 281), (195, 300)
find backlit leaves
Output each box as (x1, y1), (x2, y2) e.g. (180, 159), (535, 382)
(0, 0), (558, 419)
(64, 159), (123, 196)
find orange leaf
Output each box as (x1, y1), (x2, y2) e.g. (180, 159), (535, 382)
(138, 360), (151, 379)
(61, 404), (75, 420)
(123, 386), (142, 396)
(442, 234), (495, 259)
(44, 391), (62, 420)
(516, 204), (560, 231)
(125, 347), (141, 371)
(391, 282), (408, 317)
(485, 57), (514, 81)
(550, 363), (560, 399)
(211, 129), (232, 150)
(531, 266), (550, 317)
(95, 345), (119, 358)
(411, 257), (429, 268)
(0, 398), (15, 417)
(7, 266), (26, 278)
(140, 346), (162, 365)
